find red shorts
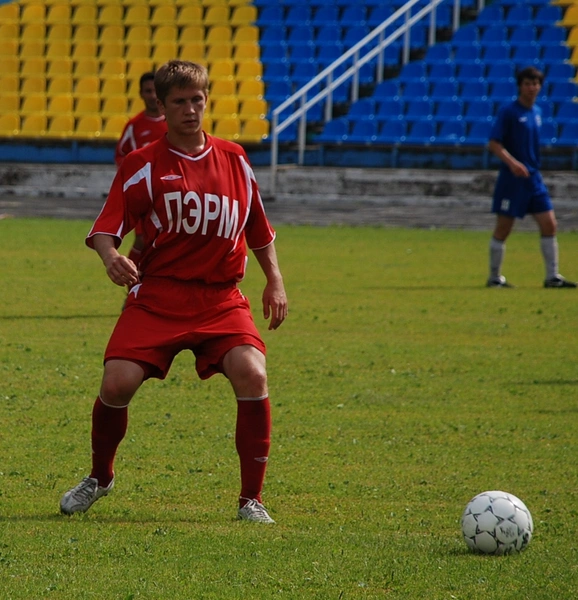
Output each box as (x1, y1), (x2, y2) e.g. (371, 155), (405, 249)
(105, 276), (266, 380)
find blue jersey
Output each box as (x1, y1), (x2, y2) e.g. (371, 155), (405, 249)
(489, 100), (542, 174)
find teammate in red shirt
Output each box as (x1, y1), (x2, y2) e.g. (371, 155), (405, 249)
(115, 72), (168, 267)
(61, 61), (288, 523)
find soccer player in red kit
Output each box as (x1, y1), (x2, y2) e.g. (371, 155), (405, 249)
(115, 72), (168, 268)
(60, 60), (288, 523)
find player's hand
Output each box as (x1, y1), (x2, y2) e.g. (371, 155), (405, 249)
(103, 254), (140, 288)
(262, 279), (288, 330)
(510, 160), (530, 178)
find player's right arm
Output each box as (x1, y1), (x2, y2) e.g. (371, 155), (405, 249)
(488, 140), (529, 178)
(92, 234), (139, 288)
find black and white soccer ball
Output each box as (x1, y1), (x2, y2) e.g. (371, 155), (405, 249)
(461, 490), (533, 555)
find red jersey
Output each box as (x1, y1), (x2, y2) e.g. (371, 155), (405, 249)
(88, 134), (276, 284)
(114, 111), (168, 167)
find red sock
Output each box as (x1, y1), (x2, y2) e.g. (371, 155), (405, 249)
(90, 396), (128, 487)
(236, 396), (271, 506)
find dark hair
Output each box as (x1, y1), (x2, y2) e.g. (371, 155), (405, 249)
(154, 60), (209, 104)
(139, 72), (156, 90)
(516, 66), (544, 87)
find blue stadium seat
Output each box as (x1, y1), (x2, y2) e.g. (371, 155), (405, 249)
(342, 25), (370, 49)
(285, 6), (311, 27)
(534, 6), (563, 27)
(505, 5), (533, 26)
(509, 26), (537, 48)
(398, 61), (427, 84)
(261, 44), (288, 65)
(452, 24), (480, 47)
(486, 63), (514, 84)
(263, 61), (291, 84)
(424, 43), (452, 66)
(435, 99), (464, 122)
(429, 63), (455, 82)
(381, 44), (401, 67)
(482, 43), (511, 65)
(376, 119), (406, 144)
(256, 6), (284, 27)
(465, 121), (492, 145)
(436, 120), (466, 145)
(547, 63), (576, 83)
(291, 62), (318, 85)
(404, 99), (433, 122)
(403, 80), (430, 100)
(316, 43), (344, 67)
(537, 25), (566, 47)
(409, 24), (427, 50)
(476, 4), (504, 27)
(277, 121), (298, 142)
(266, 80), (293, 104)
(542, 45), (571, 65)
(557, 122), (578, 147)
(556, 101), (578, 124)
(313, 118), (349, 143)
(481, 25), (508, 46)
(456, 63), (485, 83)
(538, 101), (554, 120)
(346, 98), (376, 122)
(315, 26), (343, 47)
(367, 6), (394, 28)
(511, 44), (541, 67)
(375, 98), (404, 121)
(340, 6), (367, 27)
(461, 81), (489, 102)
(490, 81), (517, 103)
(540, 120), (558, 146)
(346, 120), (378, 143)
(289, 44), (316, 63)
(287, 25), (314, 47)
(548, 81), (578, 103)
(312, 5), (339, 27)
(402, 120), (436, 144)
(372, 81), (401, 102)
(453, 44), (482, 67)
(430, 80), (460, 102)
(435, 5), (453, 28)
(463, 99), (494, 123)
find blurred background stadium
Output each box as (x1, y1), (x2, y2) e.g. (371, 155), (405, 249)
(0, 0), (577, 170)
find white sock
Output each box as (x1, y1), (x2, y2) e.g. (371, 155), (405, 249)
(540, 236), (558, 280)
(489, 238), (505, 280)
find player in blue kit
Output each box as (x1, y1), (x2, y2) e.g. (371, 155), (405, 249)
(486, 66), (576, 289)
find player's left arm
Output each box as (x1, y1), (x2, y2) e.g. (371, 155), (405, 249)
(252, 242), (288, 331)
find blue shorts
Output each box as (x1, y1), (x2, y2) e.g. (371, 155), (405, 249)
(491, 170), (552, 218)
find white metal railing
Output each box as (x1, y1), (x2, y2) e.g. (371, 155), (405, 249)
(268, 0), (486, 195)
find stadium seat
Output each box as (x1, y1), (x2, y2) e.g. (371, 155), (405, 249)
(556, 101), (578, 123)
(376, 119), (406, 144)
(20, 40), (45, 59)
(429, 81), (460, 102)
(176, 5), (203, 26)
(0, 39), (18, 57)
(452, 23), (480, 47)
(20, 114), (47, 138)
(465, 121), (491, 145)
(403, 80), (430, 100)
(209, 60), (235, 82)
(345, 120), (378, 144)
(0, 114), (20, 137)
(538, 25), (566, 47)
(99, 41), (125, 61)
(234, 42), (260, 62)
(152, 25), (178, 45)
(313, 118), (349, 143)
(436, 120), (466, 145)
(213, 116), (241, 141)
(3, 57), (19, 76)
(101, 97), (128, 118)
(547, 63), (576, 82)
(463, 99), (494, 123)
(74, 96), (101, 116)
(211, 97), (239, 119)
(560, 5), (578, 28)
(505, 5), (533, 26)
(540, 120), (558, 146)
(47, 115), (75, 139)
(0, 76), (19, 95)
(256, 6), (284, 27)
(46, 94), (74, 117)
(0, 2), (18, 25)
(435, 99), (464, 122)
(557, 122), (578, 147)
(21, 58), (47, 78)
(72, 5), (97, 26)
(233, 25), (259, 45)
(453, 44), (482, 67)
(0, 93), (19, 113)
(285, 6), (311, 27)
(480, 25), (508, 47)
(456, 63), (485, 83)
(21, 3), (46, 25)
(476, 4), (504, 27)
(404, 99), (433, 123)
(340, 6), (367, 27)
(367, 5), (394, 28)
(374, 99), (404, 122)
(240, 118), (269, 143)
(425, 43), (452, 66)
(126, 42), (153, 61)
(461, 81), (489, 102)
(542, 45), (570, 65)
(101, 79), (127, 98)
(211, 79), (236, 97)
(398, 62), (427, 84)
(346, 98), (376, 122)
(126, 58), (154, 83)
(98, 5), (123, 26)
(125, 5), (151, 27)
(429, 63), (455, 83)
(237, 79), (265, 100)
(403, 120), (436, 144)
(73, 115), (102, 139)
(240, 98), (267, 119)
(20, 93), (47, 116)
(237, 60), (263, 81)
(101, 115), (129, 140)
(486, 63), (515, 84)
(548, 81), (578, 102)
(342, 25), (370, 49)
(151, 5), (178, 27)
(371, 80), (401, 102)
(151, 42), (178, 64)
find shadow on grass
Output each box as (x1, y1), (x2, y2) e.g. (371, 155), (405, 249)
(0, 314), (119, 320)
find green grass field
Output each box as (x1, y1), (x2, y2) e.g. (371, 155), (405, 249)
(1, 218), (577, 599)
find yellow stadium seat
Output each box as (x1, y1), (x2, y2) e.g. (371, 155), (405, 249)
(125, 5), (151, 26)
(230, 5), (257, 26)
(176, 5), (203, 25)
(47, 24), (72, 43)
(239, 98), (267, 119)
(152, 42), (178, 65)
(74, 96), (101, 116)
(561, 5), (578, 26)
(20, 114), (47, 137)
(47, 57), (73, 77)
(99, 41), (125, 60)
(205, 6), (230, 26)
(47, 76), (74, 95)
(0, 40), (18, 57)
(0, 24), (19, 42)
(236, 60), (263, 81)
(2, 57), (20, 76)
(71, 4), (97, 25)
(175, 0), (202, 5)
(101, 96), (128, 117)
(211, 97), (239, 118)
(72, 40), (98, 60)
(571, 45), (578, 65)
(0, 76), (19, 94)
(0, 114), (20, 138)
(209, 59), (235, 81)
(20, 94), (47, 116)
(126, 25), (153, 44)
(74, 115), (102, 139)
(21, 58), (48, 78)
(46, 115), (75, 138)
(211, 79), (236, 97)
(46, 94), (74, 117)
(127, 96), (142, 113)
(228, 0), (252, 5)
(152, 25), (178, 45)
(233, 42), (260, 62)
(237, 79), (264, 100)
(206, 25), (232, 45)
(100, 25), (125, 43)
(46, 40), (73, 59)
(21, 24), (47, 42)
(20, 41), (46, 59)
(127, 77), (143, 98)
(239, 117), (269, 143)
(206, 44), (232, 62)
(0, 94), (20, 114)
(21, 76), (47, 95)
(201, 0), (228, 5)
(73, 57), (100, 77)
(101, 78), (126, 98)
(73, 24), (98, 43)
(100, 58), (127, 79)
(101, 114), (129, 139)
(567, 26), (578, 46)
(74, 75), (101, 97)
(202, 114), (213, 135)
(46, 4), (72, 25)
(178, 25), (204, 44)
(0, 3), (19, 26)
(126, 41), (152, 61)
(179, 41), (205, 62)
(213, 116), (240, 141)
(232, 25), (259, 45)
(152, 0), (178, 6)
(98, 5), (123, 25)
(21, 4), (46, 24)
(126, 58), (154, 82)
(151, 5), (177, 26)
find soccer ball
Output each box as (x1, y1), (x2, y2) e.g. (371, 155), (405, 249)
(461, 490), (533, 555)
